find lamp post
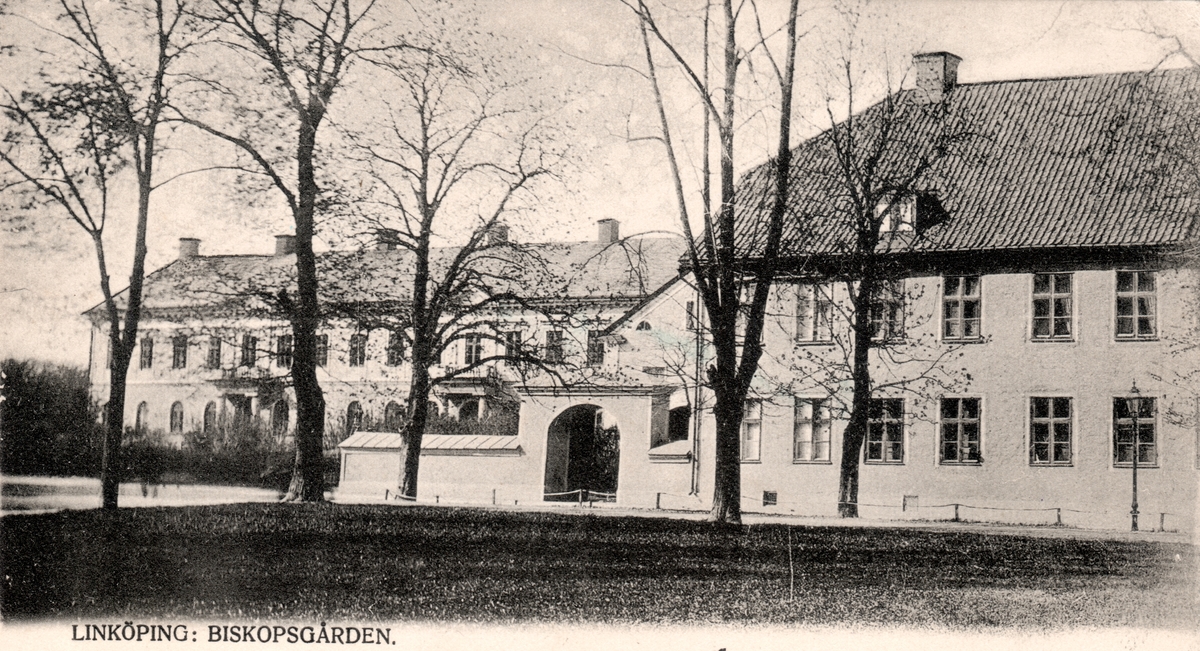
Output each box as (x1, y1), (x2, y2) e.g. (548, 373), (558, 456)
(1127, 382), (1141, 532)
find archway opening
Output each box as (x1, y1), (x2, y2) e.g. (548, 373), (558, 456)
(544, 404), (620, 501)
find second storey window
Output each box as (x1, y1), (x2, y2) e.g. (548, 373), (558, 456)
(1116, 271), (1156, 339)
(349, 333), (367, 367)
(795, 283), (833, 342)
(240, 335), (257, 367)
(943, 276), (981, 340)
(207, 336), (222, 369)
(1030, 397), (1072, 465)
(171, 335), (188, 369)
(793, 398), (830, 462)
(685, 301), (697, 331)
(868, 280), (905, 341)
(544, 330), (564, 364)
(939, 398), (981, 464)
(139, 337), (153, 369)
(586, 331), (604, 366)
(464, 334), (484, 366)
(276, 335), (293, 369)
(386, 331), (404, 366)
(504, 330), (523, 359)
(1032, 273), (1072, 340)
(1113, 396), (1157, 466)
(866, 398), (904, 464)
(315, 334), (328, 367)
(741, 400), (762, 462)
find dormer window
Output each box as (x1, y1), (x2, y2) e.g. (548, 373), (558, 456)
(876, 194), (916, 234)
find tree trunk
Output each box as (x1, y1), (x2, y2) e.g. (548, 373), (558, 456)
(99, 360), (129, 510)
(708, 381), (743, 524)
(400, 365), (432, 499)
(837, 275), (876, 518)
(284, 111), (327, 502)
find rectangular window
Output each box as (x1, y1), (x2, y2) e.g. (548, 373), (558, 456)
(139, 337), (154, 369)
(386, 331), (404, 366)
(240, 334), (257, 367)
(1113, 396), (1157, 466)
(1032, 273), (1072, 339)
(866, 398), (904, 463)
(741, 400), (762, 462)
(207, 336), (222, 369)
(504, 330), (522, 359)
(943, 276), (981, 340)
(349, 333), (367, 367)
(793, 398), (830, 462)
(315, 334), (328, 367)
(795, 284), (833, 342)
(276, 335), (293, 368)
(685, 301), (697, 331)
(1116, 271), (1156, 339)
(544, 330), (564, 364)
(586, 331), (604, 366)
(869, 280), (905, 341)
(171, 335), (188, 369)
(464, 334), (484, 366)
(939, 398), (981, 464)
(1030, 397), (1072, 465)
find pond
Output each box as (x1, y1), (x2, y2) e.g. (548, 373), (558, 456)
(1, 474), (284, 515)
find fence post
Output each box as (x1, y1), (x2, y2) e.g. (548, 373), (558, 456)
(953, 504), (960, 522)
(492, 489), (496, 506)
(656, 492), (662, 510)
(578, 489), (583, 506)
(435, 495), (439, 504)
(1160, 512), (1166, 532)
(1055, 508), (1062, 526)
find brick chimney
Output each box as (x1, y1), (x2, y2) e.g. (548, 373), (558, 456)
(275, 234), (296, 256)
(376, 228), (399, 251)
(597, 218), (619, 244)
(912, 52), (961, 104)
(178, 237), (200, 260)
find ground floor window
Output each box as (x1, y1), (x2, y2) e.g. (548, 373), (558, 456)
(793, 398), (830, 462)
(939, 398), (981, 464)
(203, 401), (217, 433)
(866, 398), (904, 463)
(346, 401), (363, 436)
(1030, 397), (1072, 465)
(1113, 396), (1156, 466)
(170, 402), (184, 433)
(740, 400), (761, 462)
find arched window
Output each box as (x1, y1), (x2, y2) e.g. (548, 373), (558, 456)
(272, 400), (289, 435)
(135, 402), (149, 434)
(170, 402), (184, 433)
(203, 402), (217, 434)
(384, 401), (404, 432)
(346, 401), (363, 436)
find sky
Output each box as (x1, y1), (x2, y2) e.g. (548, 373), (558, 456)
(1, 0), (1197, 367)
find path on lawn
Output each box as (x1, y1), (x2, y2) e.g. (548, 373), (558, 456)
(333, 494), (1197, 545)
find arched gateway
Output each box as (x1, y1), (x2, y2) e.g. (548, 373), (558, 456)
(544, 404), (620, 501)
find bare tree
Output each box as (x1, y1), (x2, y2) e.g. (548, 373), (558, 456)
(627, 0), (802, 524)
(0, 0), (198, 509)
(176, 0), (393, 502)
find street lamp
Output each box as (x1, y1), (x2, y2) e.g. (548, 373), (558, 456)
(1127, 382), (1142, 532)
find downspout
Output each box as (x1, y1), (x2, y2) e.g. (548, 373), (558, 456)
(690, 283), (703, 495)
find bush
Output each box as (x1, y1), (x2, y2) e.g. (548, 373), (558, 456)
(0, 358), (102, 477)
(425, 404), (519, 437)
(122, 420), (297, 490)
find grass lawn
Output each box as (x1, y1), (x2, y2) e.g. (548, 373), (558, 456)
(2, 503), (1196, 628)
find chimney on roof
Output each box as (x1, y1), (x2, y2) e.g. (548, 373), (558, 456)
(376, 228), (399, 251)
(275, 234), (296, 256)
(597, 218), (619, 244)
(485, 223), (509, 246)
(179, 237), (200, 260)
(912, 52), (961, 104)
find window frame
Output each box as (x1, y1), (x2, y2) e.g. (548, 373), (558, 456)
(795, 283), (834, 344)
(315, 334), (328, 367)
(1029, 396), (1074, 467)
(504, 330), (523, 360)
(939, 397), (982, 465)
(171, 335), (188, 369)
(544, 330), (564, 364)
(1114, 270), (1157, 341)
(793, 397), (831, 463)
(740, 399), (762, 463)
(386, 330), (405, 366)
(865, 398), (905, 464)
(1031, 273), (1074, 341)
(169, 401), (184, 433)
(464, 334), (484, 366)
(586, 330), (604, 366)
(276, 334), (293, 369)
(868, 279), (905, 342)
(942, 275), (983, 342)
(348, 333), (368, 367)
(240, 334), (258, 368)
(207, 336), (222, 369)
(1112, 396), (1158, 468)
(139, 336), (154, 369)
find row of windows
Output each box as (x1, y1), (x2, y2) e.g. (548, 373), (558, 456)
(132, 398), (288, 435)
(787, 270), (1158, 344)
(132, 328), (604, 371)
(739, 395), (1159, 467)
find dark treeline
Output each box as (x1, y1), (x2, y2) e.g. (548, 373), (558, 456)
(1, 358), (101, 476)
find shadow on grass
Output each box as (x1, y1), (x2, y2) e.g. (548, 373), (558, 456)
(2, 503), (1196, 628)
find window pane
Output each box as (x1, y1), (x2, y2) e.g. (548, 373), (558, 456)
(1053, 422), (1071, 442)
(1053, 398), (1071, 418)
(1137, 272), (1155, 292)
(1032, 398), (1049, 419)
(1053, 443), (1071, 463)
(1116, 271), (1134, 293)
(944, 276), (960, 296)
(941, 398), (958, 419)
(1116, 296), (1134, 317)
(1054, 274), (1071, 293)
(1032, 423), (1050, 442)
(1033, 274), (1050, 294)
(962, 398), (980, 419)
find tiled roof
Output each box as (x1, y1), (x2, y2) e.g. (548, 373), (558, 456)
(338, 431), (521, 455)
(733, 66), (1200, 259)
(88, 236), (687, 317)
